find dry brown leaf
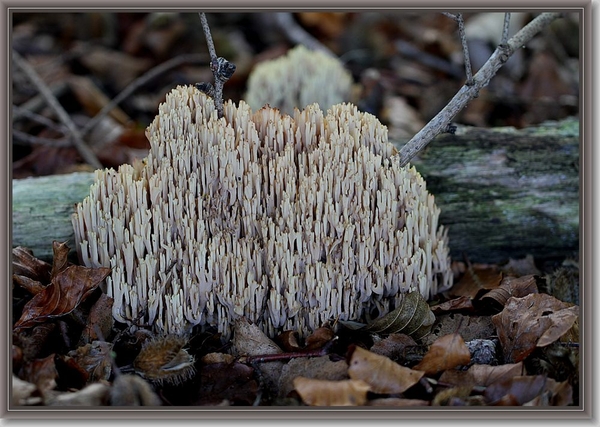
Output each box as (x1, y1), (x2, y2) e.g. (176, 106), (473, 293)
(431, 296), (474, 314)
(79, 294), (114, 344)
(12, 246), (51, 283)
(369, 333), (417, 360)
(348, 346), (424, 394)
(439, 362), (524, 387)
(359, 290), (436, 338)
(293, 376), (370, 406)
(479, 274), (539, 308)
(13, 275), (45, 296)
(491, 293), (579, 363)
(304, 327), (336, 351)
(451, 265), (503, 298)
(68, 341), (113, 383)
(413, 333), (471, 375)
(50, 240), (71, 278)
(523, 378), (573, 406)
(231, 317), (283, 393)
(484, 374), (547, 406)
(14, 265), (111, 330)
(278, 355), (349, 398)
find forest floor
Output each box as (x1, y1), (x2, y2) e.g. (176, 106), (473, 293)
(11, 11), (580, 410)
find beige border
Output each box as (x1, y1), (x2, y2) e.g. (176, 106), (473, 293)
(4, 1), (594, 422)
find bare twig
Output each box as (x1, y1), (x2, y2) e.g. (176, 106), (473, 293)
(395, 12), (562, 167)
(12, 50), (102, 169)
(12, 129), (71, 147)
(81, 53), (208, 137)
(199, 12), (236, 118)
(501, 13), (512, 45)
(274, 12), (336, 58)
(444, 12), (473, 85)
(12, 104), (68, 133)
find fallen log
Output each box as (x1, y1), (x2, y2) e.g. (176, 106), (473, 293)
(12, 117), (579, 263)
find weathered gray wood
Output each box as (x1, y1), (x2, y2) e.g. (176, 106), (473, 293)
(12, 172), (95, 260)
(12, 117), (579, 263)
(409, 117), (579, 263)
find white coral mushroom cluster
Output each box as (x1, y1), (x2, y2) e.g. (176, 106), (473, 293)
(72, 85), (452, 338)
(245, 44), (354, 115)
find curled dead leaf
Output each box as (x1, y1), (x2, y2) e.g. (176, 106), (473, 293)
(439, 362), (524, 387)
(14, 265), (111, 330)
(293, 376), (370, 406)
(491, 293), (579, 363)
(341, 291), (435, 338)
(413, 333), (471, 375)
(348, 346), (424, 394)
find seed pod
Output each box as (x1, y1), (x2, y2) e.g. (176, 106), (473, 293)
(133, 335), (195, 385)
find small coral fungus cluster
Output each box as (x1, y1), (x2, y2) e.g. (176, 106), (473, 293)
(72, 85), (452, 339)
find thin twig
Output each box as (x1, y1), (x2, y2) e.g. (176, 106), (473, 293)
(395, 12), (562, 167)
(12, 50), (103, 169)
(81, 53), (208, 137)
(198, 13), (235, 118)
(12, 104), (68, 133)
(12, 129), (71, 147)
(444, 12), (473, 84)
(199, 12), (217, 60)
(274, 12), (336, 58)
(501, 13), (512, 46)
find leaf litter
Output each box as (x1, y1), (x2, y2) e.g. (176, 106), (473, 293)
(11, 244), (579, 407)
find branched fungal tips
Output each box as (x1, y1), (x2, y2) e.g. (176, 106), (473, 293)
(72, 85), (452, 339)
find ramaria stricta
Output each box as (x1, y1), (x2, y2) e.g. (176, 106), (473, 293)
(72, 85), (452, 339)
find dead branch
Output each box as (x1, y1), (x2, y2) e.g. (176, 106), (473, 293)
(395, 12), (562, 167)
(12, 50), (102, 169)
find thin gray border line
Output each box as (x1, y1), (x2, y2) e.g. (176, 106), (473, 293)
(4, 2), (593, 422)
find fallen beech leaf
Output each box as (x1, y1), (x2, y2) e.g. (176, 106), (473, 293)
(79, 294), (114, 344)
(12, 246), (51, 283)
(14, 265), (111, 330)
(491, 293), (579, 363)
(369, 333), (417, 361)
(293, 377), (370, 406)
(50, 240), (71, 278)
(231, 318), (283, 392)
(431, 296), (474, 314)
(201, 352), (235, 365)
(478, 275), (539, 309)
(278, 355), (349, 398)
(343, 291), (435, 338)
(413, 333), (471, 375)
(13, 275), (45, 296)
(537, 305), (579, 347)
(484, 375), (547, 405)
(276, 330), (302, 352)
(439, 362), (524, 387)
(348, 346), (424, 394)
(451, 265), (503, 298)
(523, 378), (573, 406)
(304, 327), (336, 351)
(68, 341), (113, 383)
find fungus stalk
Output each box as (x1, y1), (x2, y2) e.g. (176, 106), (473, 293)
(72, 85), (452, 339)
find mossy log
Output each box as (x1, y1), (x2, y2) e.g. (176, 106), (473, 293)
(12, 117), (579, 263)
(409, 117), (579, 263)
